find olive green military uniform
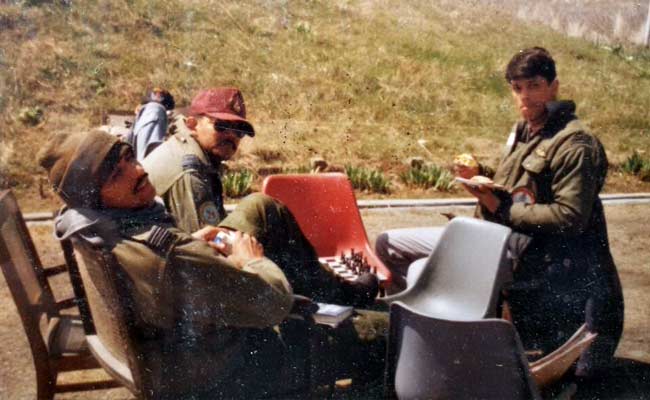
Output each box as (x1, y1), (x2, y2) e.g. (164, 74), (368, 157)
(479, 101), (624, 375)
(143, 117), (227, 233)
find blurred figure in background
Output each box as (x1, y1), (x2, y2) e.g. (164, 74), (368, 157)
(127, 87), (175, 161)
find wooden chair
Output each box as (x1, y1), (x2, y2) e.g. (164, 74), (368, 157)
(70, 237), (154, 399)
(262, 173), (393, 286)
(0, 190), (120, 399)
(72, 232), (320, 399)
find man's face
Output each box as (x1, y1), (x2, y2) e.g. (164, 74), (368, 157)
(191, 117), (243, 161)
(510, 76), (558, 122)
(100, 150), (157, 209)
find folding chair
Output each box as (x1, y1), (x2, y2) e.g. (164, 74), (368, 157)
(0, 190), (120, 399)
(385, 301), (542, 400)
(383, 217), (512, 320)
(262, 173), (392, 286)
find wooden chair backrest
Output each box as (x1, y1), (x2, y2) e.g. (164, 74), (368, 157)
(0, 190), (56, 367)
(72, 237), (146, 397)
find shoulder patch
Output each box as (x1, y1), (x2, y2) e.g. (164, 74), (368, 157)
(182, 154), (202, 171)
(146, 225), (176, 253)
(198, 201), (220, 225)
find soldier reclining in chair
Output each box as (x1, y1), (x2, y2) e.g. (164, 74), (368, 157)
(38, 129), (387, 399)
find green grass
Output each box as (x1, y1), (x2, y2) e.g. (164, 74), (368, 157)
(1, 1), (650, 196)
(621, 151), (650, 182)
(400, 165), (455, 192)
(222, 170), (253, 198)
(345, 165), (391, 194)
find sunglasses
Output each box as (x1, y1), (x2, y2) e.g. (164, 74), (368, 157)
(214, 122), (249, 139)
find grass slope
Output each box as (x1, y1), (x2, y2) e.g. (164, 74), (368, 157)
(1, 0), (650, 208)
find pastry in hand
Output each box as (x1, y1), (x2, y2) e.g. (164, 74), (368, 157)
(453, 153), (479, 169)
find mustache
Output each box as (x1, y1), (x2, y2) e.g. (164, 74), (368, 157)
(133, 173), (149, 194)
(219, 139), (237, 148)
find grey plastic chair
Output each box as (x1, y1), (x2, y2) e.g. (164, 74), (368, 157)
(383, 217), (512, 320)
(385, 301), (542, 400)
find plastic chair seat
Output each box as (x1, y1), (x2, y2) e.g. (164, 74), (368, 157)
(386, 302), (542, 400)
(383, 217), (512, 320)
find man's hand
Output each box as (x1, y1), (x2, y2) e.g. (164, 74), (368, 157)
(462, 184), (501, 213)
(192, 225), (221, 241)
(227, 232), (264, 269)
(192, 226), (238, 253)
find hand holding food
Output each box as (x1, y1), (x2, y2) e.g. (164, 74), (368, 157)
(453, 153), (480, 179)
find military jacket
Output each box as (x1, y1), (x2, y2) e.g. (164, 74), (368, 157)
(481, 101), (614, 276)
(143, 118), (227, 233)
(111, 224), (294, 396)
(479, 101), (623, 369)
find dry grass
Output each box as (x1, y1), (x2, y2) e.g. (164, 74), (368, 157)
(1, 0), (650, 203)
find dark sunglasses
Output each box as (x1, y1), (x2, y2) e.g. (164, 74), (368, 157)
(214, 122), (249, 138)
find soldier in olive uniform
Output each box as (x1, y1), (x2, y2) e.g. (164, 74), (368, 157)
(143, 87), (380, 306)
(458, 47), (624, 377)
(376, 48), (624, 378)
(39, 129), (387, 399)
(142, 88), (243, 232)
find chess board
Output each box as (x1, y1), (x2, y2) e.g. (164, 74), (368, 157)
(319, 248), (387, 283)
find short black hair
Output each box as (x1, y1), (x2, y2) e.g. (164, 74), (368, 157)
(505, 47), (556, 84)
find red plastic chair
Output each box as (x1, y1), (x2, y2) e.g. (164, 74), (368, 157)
(262, 173), (392, 286)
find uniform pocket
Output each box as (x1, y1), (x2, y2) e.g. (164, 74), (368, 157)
(522, 153), (548, 175)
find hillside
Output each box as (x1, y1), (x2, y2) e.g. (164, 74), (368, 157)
(1, 0), (650, 210)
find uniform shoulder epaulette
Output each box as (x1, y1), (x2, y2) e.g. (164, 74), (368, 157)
(570, 132), (594, 146)
(146, 225), (176, 254)
(182, 154), (202, 171)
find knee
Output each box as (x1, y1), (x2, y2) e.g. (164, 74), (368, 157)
(242, 192), (277, 208)
(375, 232), (394, 266)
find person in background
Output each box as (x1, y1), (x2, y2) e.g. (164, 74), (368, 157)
(143, 87), (381, 305)
(129, 87), (175, 161)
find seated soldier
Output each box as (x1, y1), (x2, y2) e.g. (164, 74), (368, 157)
(143, 86), (380, 301)
(38, 129), (387, 399)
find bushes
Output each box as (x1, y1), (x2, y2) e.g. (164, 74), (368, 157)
(621, 151), (650, 182)
(222, 170), (253, 198)
(400, 164), (455, 191)
(345, 165), (391, 194)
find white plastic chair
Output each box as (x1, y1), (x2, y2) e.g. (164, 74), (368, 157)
(383, 217), (512, 320)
